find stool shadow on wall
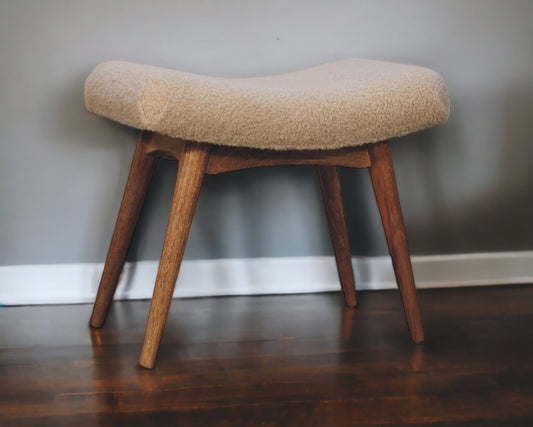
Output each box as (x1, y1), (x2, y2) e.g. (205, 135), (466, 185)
(399, 87), (533, 255)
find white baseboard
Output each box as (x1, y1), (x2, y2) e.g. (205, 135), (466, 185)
(1, 252), (532, 305)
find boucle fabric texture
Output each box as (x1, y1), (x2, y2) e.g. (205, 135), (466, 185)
(85, 59), (449, 151)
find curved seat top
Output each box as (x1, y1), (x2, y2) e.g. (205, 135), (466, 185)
(85, 59), (449, 151)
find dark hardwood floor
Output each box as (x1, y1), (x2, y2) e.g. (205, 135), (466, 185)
(1, 285), (533, 426)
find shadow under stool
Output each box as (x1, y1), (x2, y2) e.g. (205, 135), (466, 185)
(84, 59), (450, 368)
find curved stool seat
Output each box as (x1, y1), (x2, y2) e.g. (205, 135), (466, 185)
(85, 59), (449, 150)
(85, 59), (449, 368)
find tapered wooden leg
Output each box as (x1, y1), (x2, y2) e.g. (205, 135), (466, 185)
(316, 166), (357, 307)
(90, 131), (157, 328)
(367, 142), (424, 343)
(139, 142), (211, 368)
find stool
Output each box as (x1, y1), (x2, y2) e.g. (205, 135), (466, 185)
(85, 59), (449, 368)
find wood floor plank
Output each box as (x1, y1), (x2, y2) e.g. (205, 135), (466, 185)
(1, 286), (533, 425)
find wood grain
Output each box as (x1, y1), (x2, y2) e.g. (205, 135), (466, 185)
(316, 165), (357, 307)
(142, 133), (371, 173)
(207, 144), (371, 174)
(139, 142), (211, 368)
(90, 131), (157, 328)
(2, 286), (533, 425)
(144, 133), (186, 160)
(368, 141), (424, 343)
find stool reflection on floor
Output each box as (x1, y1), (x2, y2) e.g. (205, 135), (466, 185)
(84, 59), (449, 368)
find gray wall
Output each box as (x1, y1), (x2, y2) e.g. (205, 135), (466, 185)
(1, 0), (532, 266)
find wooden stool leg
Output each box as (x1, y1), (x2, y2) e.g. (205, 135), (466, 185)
(90, 131), (157, 328)
(367, 142), (424, 343)
(139, 142), (211, 368)
(316, 166), (357, 307)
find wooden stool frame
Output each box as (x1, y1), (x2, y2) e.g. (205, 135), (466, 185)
(89, 131), (424, 368)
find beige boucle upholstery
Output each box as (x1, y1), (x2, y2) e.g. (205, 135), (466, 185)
(85, 59), (449, 151)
